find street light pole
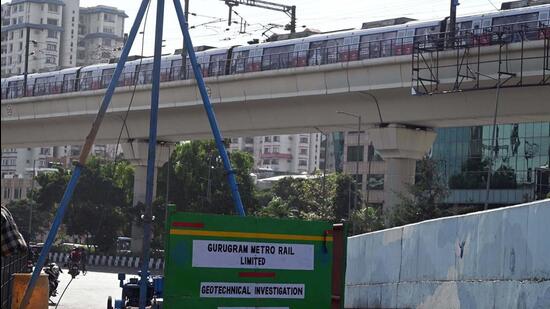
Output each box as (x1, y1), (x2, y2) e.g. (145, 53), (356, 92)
(314, 127), (328, 202)
(28, 159), (36, 240)
(337, 111), (362, 220)
(23, 26), (30, 97)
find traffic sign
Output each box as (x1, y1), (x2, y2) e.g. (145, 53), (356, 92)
(163, 209), (346, 308)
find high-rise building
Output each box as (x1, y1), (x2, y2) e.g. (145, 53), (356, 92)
(1, 1), (127, 77)
(1, 1), (126, 202)
(229, 133), (322, 175)
(77, 5), (127, 66)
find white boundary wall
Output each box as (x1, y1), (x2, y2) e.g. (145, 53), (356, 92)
(345, 199), (550, 309)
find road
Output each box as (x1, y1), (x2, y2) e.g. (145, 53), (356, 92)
(48, 269), (135, 308)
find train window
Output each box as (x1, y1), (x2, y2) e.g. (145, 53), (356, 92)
(100, 68), (115, 88)
(262, 45), (295, 70)
(62, 73), (77, 93)
(208, 53), (226, 77)
(34, 76), (56, 96)
(540, 11), (549, 25)
(493, 13), (539, 41)
(79, 71), (93, 91)
(7, 80), (23, 98)
(231, 50), (249, 74)
(414, 25), (440, 45)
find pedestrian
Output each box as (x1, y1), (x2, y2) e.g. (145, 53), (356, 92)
(1, 204), (28, 257)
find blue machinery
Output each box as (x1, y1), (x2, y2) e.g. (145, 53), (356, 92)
(19, 1), (246, 308)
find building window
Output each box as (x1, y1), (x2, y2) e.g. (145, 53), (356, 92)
(47, 18), (58, 26)
(264, 136), (271, 142)
(17, 16), (23, 24)
(46, 43), (56, 51)
(367, 174), (384, 190)
(48, 4), (59, 13)
(273, 146), (279, 153)
(299, 159), (308, 166)
(104, 13), (115, 22)
(103, 27), (114, 34)
(18, 42), (22, 51)
(262, 159), (270, 165)
(17, 54), (21, 63)
(299, 137), (308, 143)
(3, 187), (11, 199)
(271, 159), (279, 165)
(273, 136), (280, 142)
(263, 147), (270, 153)
(353, 174), (363, 188)
(47, 30), (57, 38)
(299, 148), (308, 155)
(347, 145), (364, 162)
(45, 55), (56, 64)
(20, 30), (24, 38)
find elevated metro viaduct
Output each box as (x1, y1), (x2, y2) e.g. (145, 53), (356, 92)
(2, 40), (549, 246)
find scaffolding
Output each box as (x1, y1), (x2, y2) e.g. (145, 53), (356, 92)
(412, 23), (550, 95)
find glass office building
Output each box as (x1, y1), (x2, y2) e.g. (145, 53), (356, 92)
(432, 122), (550, 205)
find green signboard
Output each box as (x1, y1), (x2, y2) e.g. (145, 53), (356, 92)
(164, 210), (344, 308)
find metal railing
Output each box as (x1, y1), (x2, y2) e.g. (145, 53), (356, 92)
(2, 22), (549, 100)
(413, 22), (550, 94)
(1, 252), (29, 309)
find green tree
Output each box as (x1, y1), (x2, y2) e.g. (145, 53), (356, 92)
(157, 140), (258, 215)
(32, 157), (134, 252)
(390, 157), (449, 227)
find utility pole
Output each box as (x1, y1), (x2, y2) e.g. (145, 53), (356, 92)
(448, 0), (459, 48)
(182, 0), (189, 78)
(28, 159), (36, 240)
(222, 0), (297, 34)
(23, 26), (30, 97)
(314, 127), (328, 202)
(337, 111), (362, 220)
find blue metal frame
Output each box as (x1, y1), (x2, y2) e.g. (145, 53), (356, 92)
(18, 1), (151, 307)
(138, 0), (164, 307)
(173, 0), (246, 216)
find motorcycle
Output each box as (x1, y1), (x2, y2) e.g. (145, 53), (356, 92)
(43, 262), (62, 301)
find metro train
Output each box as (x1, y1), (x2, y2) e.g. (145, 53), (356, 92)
(1, 4), (549, 99)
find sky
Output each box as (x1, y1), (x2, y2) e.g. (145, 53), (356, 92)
(3, 0), (510, 56)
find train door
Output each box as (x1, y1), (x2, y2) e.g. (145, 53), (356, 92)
(341, 36), (359, 61)
(79, 71), (93, 91)
(208, 53), (227, 77)
(170, 58), (183, 80)
(295, 43), (309, 67)
(308, 40), (327, 65)
(62, 73), (77, 93)
(230, 50), (249, 74)
(136, 63), (153, 84)
(326, 38), (343, 63)
(381, 31), (397, 57)
(100, 68), (115, 88)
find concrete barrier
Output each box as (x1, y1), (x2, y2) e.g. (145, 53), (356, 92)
(345, 199), (550, 309)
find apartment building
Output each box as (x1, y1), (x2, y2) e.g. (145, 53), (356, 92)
(230, 133), (322, 175)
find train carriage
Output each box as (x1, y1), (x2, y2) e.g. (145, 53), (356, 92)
(79, 63), (117, 91)
(1, 4), (548, 99)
